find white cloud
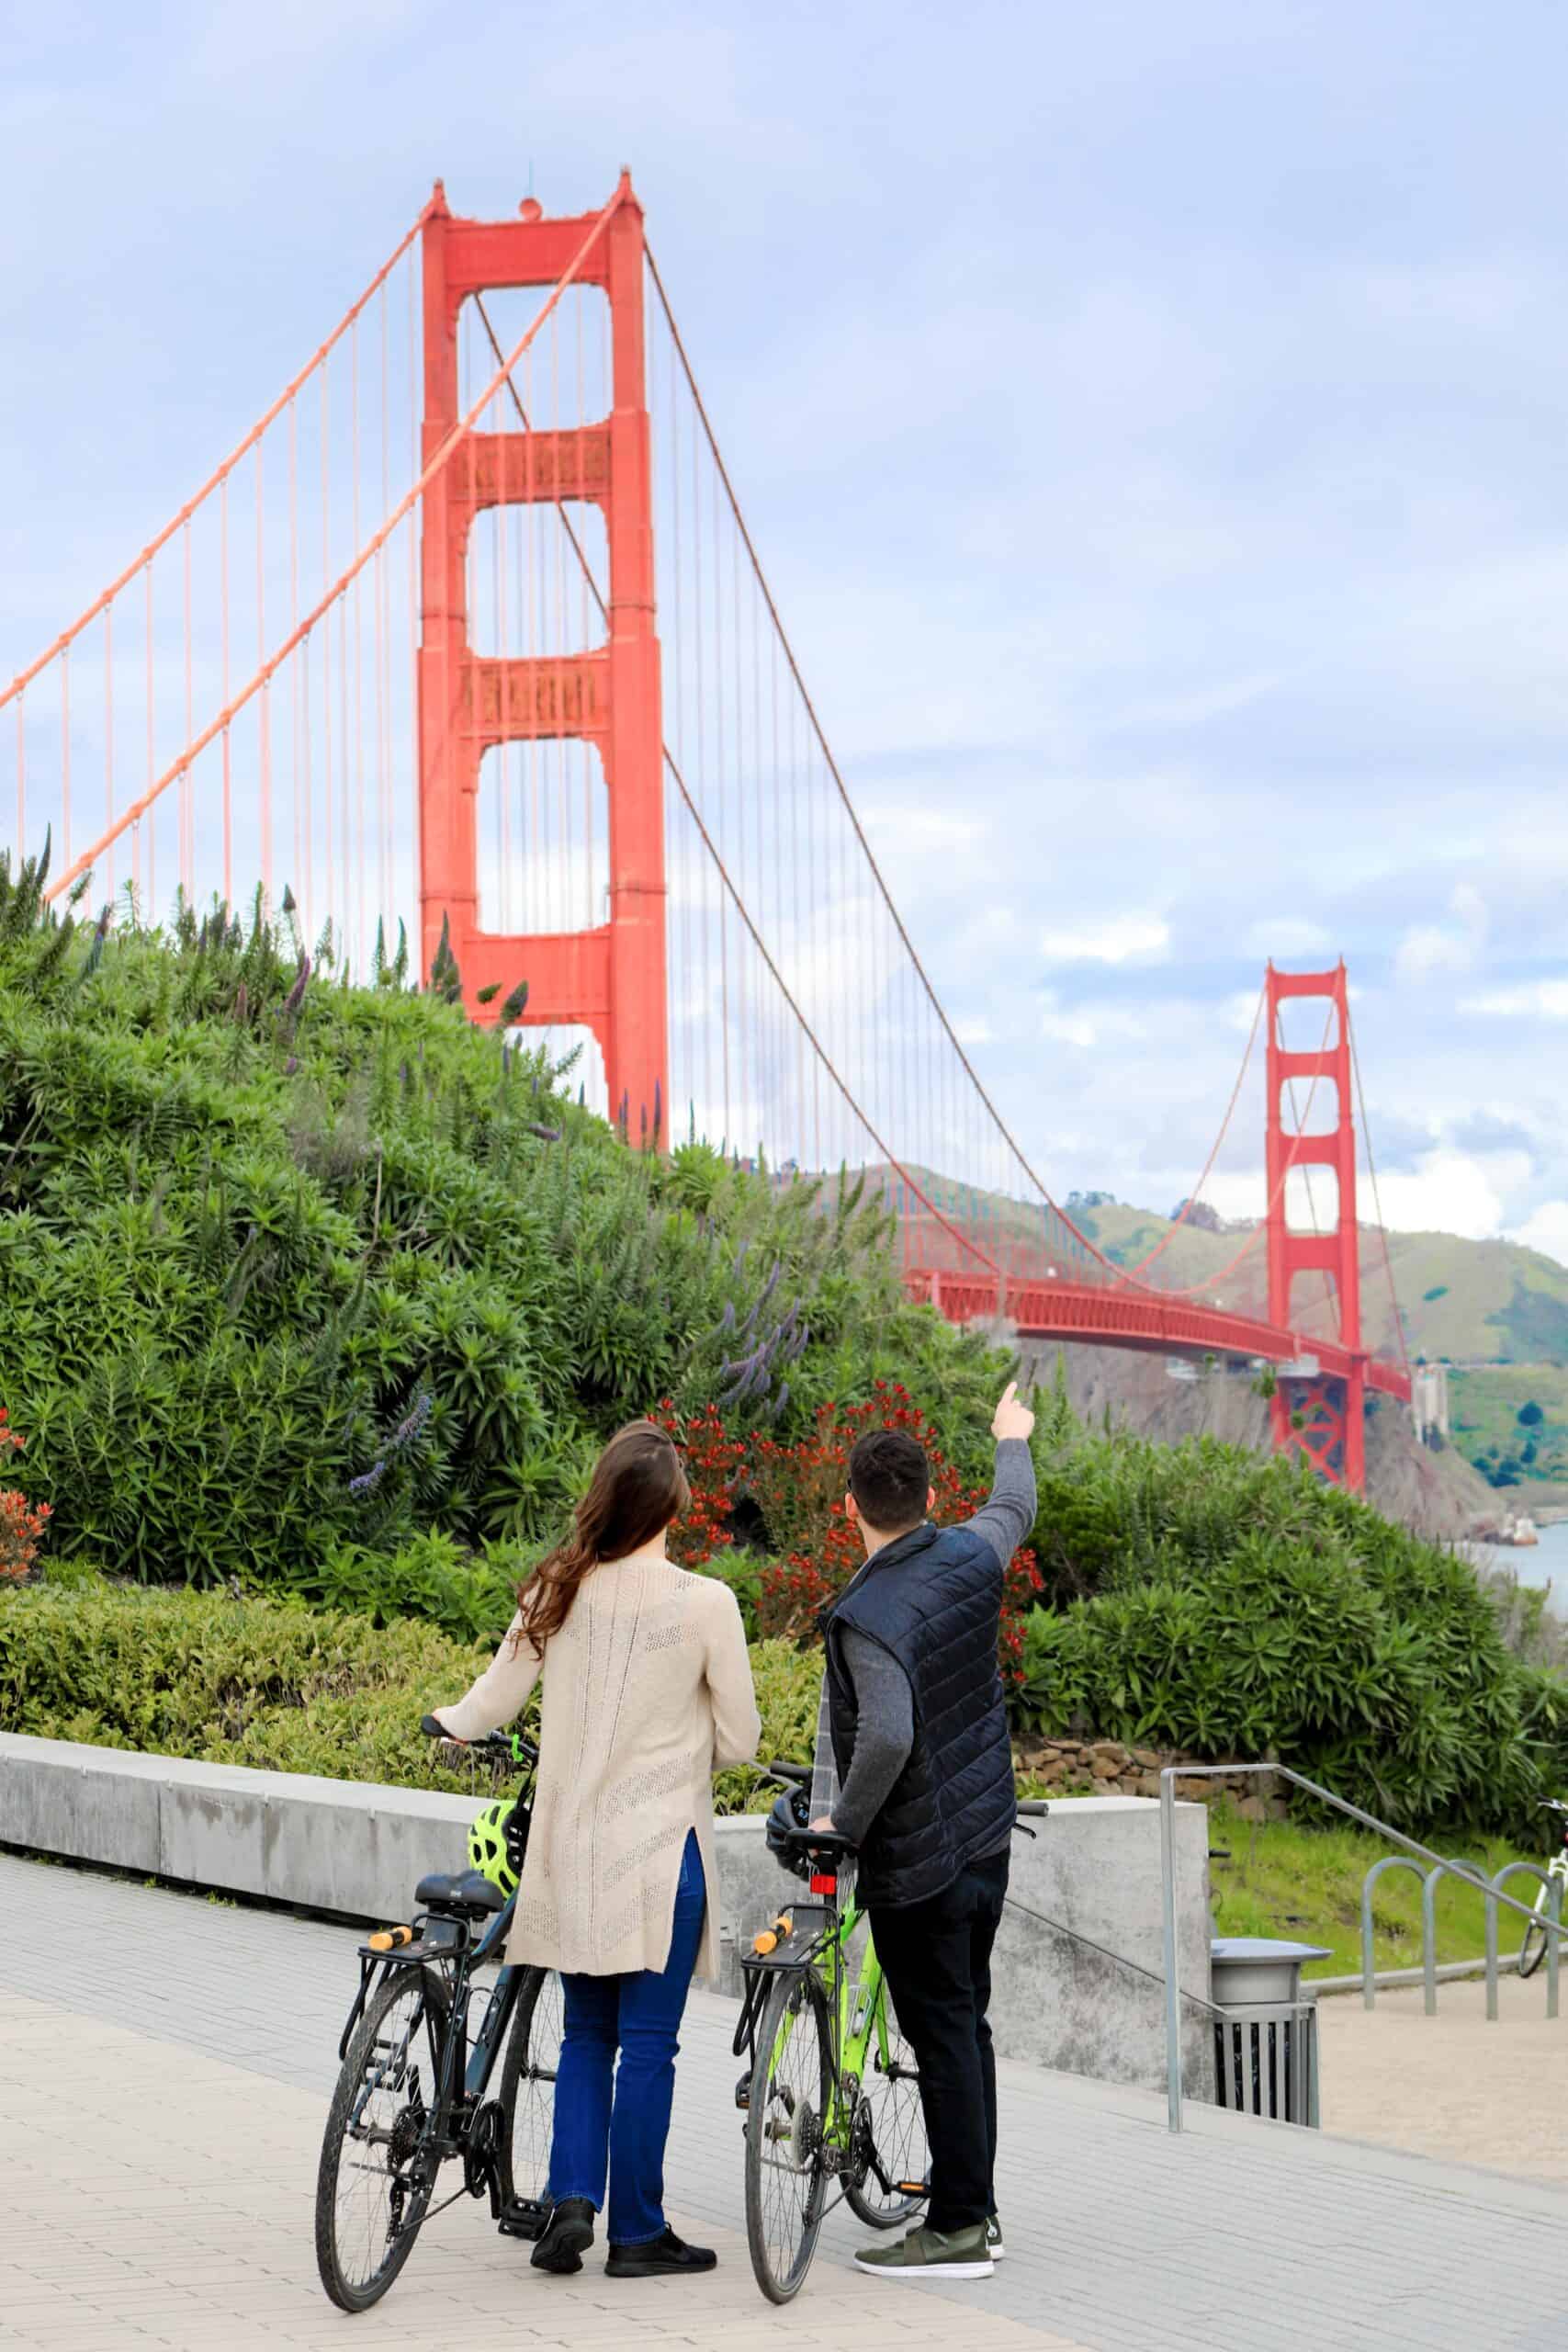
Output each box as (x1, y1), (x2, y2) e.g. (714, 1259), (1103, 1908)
(1039, 998), (1100, 1049)
(1038, 990), (1148, 1051)
(1357, 1147), (1532, 1239)
(1393, 882), (1488, 983)
(1461, 978), (1568, 1020)
(1243, 918), (1333, 959)
(1396, 926), (1472, 981)
(862, 808), (987, 854)
(952, 1016), (994, 1045)
(1170, 1148), (1546, 1250)
(1509, 1202), (1568, 1270)
(1221, 988), (1266, 1035)
(1039, 912), (1169, 965)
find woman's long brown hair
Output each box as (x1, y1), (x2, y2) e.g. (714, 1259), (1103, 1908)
(513, 1419), (690, 1657)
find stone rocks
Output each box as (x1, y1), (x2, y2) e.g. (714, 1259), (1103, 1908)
(1011, 1733), (1286, 1811)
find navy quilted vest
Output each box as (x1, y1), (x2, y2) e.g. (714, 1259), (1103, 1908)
(821, 1521), (1016, 1907)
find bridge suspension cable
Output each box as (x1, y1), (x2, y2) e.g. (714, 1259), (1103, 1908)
(1, 182), (1409, 1423)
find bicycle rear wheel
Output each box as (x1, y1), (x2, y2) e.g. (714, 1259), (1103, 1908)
(845, 1976), (928, 2230)
(315, 1964), (448, 2312)
(496, 1966), (562, 2208)
(745, 1966), (834, 2305)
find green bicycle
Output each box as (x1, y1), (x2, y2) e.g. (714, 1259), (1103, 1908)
(735, 1763), (930, 2304)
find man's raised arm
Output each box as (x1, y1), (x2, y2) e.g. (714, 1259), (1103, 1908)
(964, 1380), (1037, 1566)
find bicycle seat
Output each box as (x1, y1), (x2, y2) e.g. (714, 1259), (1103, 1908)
(416, 1869), (508, 1917)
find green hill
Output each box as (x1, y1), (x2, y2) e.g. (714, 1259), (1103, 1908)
(886, 1175), (1568, 1506)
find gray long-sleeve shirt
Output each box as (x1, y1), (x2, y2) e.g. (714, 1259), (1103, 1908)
(817, 1438), (1036, 1849)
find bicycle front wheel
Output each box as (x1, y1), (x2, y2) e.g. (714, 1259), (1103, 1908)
(1520, 1896), (1551, 1981)
(745, 1966), (834, 2305)
(315, 1963), (448, 2312)
(496, 1966), (563, 2208)
(845, 1976), (928, 2231)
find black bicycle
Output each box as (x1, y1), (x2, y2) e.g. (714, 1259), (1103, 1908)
(314, 1717), (562, 2311)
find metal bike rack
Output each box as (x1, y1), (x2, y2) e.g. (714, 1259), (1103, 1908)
(1359, 1857), (1423, 2009)
(1358, 1854), (1492, 2014)
(1160, 1762), (1568, 2133)
(1486, 1861), (1562, 2023)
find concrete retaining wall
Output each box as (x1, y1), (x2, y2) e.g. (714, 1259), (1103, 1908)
(0, 1733), (1211, 2094)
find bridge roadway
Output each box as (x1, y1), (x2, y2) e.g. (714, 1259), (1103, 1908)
(0, 1850), (1561, 2352)
(906, 1272), (1413, 1401)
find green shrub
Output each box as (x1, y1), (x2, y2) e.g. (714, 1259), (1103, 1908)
(0, 1577), (821, 1815)
(0, 883), (1008, 1589)
(1016, 1510), (1568, 1838)
(280, 1532), (529, 1646)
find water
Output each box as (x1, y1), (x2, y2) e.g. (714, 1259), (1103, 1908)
(1472, 1515), (1568, 1612)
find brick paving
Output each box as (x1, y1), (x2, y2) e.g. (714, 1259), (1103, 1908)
(2, 1850), (1567, 2350)
(1318, 1974), (1568, 2184)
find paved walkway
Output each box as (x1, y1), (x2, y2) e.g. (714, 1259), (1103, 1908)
(1319, 1974), (1568, 2184)
(2, 1851), (1566, 2352)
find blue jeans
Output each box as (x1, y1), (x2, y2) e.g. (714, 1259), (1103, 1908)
(546, 1829), (706, 2246)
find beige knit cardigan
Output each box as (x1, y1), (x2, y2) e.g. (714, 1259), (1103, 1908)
(434, 1548), (761, 1985)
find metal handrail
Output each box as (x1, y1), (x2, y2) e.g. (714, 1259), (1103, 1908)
(1159, 1763), (1568, 2132)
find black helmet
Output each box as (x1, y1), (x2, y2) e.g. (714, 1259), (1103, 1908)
(765, 1784), (814, 1883)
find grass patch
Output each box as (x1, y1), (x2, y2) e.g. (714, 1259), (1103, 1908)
(1203, 1798), (1542, 1980)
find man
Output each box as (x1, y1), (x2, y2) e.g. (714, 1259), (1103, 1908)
(810, 1379), (1036, 2282)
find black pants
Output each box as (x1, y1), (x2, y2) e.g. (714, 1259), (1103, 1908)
(868, 1844), (1009, 2236)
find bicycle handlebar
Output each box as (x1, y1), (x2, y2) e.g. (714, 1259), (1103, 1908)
(421, 1713), (538, 1767)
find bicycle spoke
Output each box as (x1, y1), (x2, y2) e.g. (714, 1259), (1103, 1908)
(500, 1969), (563, 2209)
(746, 1969), (832, 2301)
(846, 1982), (929, 2230)
(317, 1971), (446, 2309)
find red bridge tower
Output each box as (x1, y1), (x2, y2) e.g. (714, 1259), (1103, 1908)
(1265, 962), (1367, 1489)
(417, 177), (668, 1138)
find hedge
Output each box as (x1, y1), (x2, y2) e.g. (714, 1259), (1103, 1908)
(0, 1577), (818, 1815)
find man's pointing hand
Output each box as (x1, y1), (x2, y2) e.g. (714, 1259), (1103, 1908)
(991, 1379), (1035, 1442)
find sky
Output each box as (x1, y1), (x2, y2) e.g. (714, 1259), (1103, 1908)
(2, 1), (1566, 1261)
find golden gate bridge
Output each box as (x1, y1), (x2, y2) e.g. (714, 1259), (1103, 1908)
(0, 175), (1411, 1488)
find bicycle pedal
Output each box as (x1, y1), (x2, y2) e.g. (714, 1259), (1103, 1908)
(896, 2180), (931, 2197)
(497, 2196), (550, 2242)
(734, 2073), (750, 2111)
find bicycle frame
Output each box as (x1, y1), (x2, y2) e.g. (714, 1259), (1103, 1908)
(738, 1878), (904, 2170)
(339, 1731), (539, 2153)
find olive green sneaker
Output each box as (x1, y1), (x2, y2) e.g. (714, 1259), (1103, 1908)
(854, 2222), (994, 2279)
(987, 2211), (1005, 2261)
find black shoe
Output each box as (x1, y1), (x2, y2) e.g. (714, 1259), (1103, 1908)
(605, 2226), (716, 2278)
(531, 2196), (596, 2275)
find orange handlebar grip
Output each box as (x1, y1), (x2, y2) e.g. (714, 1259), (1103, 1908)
(368, 1925), (414, 1952)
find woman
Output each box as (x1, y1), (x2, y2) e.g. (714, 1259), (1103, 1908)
(434, 1419), (761, 2280)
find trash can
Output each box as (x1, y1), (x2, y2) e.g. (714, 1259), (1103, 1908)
(1210, 1937), (1330, 2127)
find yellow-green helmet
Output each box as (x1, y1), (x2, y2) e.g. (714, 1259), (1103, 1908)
(468, 1799), (520, 1896)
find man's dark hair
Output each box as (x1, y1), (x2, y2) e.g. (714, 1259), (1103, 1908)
(848, 1427), (930, 1535)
